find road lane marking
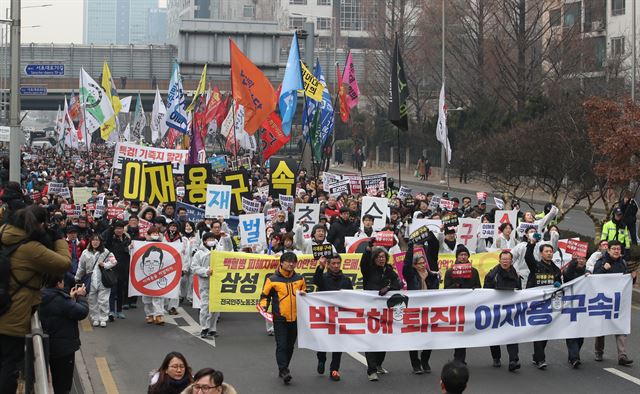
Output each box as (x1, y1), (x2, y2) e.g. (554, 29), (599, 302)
(348, 352), (368, 366)
(164, 307), (216, 346)
(632, 305), (640, 311)
(80, 318), (92, 332)
(604, 368), (640, 386)
(95, 357), (119, 394)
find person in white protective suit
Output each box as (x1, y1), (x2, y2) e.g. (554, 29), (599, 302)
(140, 226), (167, 325)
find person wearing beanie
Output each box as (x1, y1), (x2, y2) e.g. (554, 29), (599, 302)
(443, 244), (481, 365)
(102, 220), (131, 320)
(327, 206), (358, 253)
(294, 221), (337, 255)
(360, 237), (402, 381)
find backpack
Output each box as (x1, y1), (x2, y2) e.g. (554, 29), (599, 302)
(0, 231), (31, 316)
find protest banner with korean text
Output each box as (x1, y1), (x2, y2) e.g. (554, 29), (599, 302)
(205, 185), (232, 218)
(184, 164), (212, 205)
(294, 203), (321, 239)
(113, 142), (189, 173)
(361, 197), (389, 231)
(269, 158), (297, 197)
(238, 214), (267, 247)
(221, 169), (251, 214)
(72, 187), (93, 204)
(128, 240), (183, 299)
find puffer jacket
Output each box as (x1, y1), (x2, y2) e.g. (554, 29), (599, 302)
(259, 267), (306, 322)
(0, 224), (71, 337)
(180, 382), (237, 394)
(483, 264), (522, 290)
(39, 287), (89, 358)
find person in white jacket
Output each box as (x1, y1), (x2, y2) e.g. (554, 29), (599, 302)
(163, 222), (192, 315)
(141, 227), (167, 325)
(191, 231), (233, 339)
(294, 223), (337, 255)
(511, 227), (560, 288)
(494, 222), (518, 250)
(586, 239), (609, 273)
(75, 235), (117, 327)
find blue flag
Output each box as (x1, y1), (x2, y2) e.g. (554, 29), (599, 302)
(166, 61), (188, 133)
(279, 32), (303, 137)
(316, 61), (334, 145)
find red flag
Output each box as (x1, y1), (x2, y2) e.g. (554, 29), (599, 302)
(260, 112), (290, 161)
(203, 87), (226, 130)
(336, 63), (349, 123)
(230, 39), (277, 135)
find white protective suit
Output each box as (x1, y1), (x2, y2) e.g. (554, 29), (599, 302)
(75, 248), (117, 324)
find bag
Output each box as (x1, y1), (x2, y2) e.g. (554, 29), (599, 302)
(99, 265), (117, 288)
(0, 232), (31, 317)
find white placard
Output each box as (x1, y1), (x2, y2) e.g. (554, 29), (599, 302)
(294, 203), (321, 239)
(456, 218), (481, 252)
(205, 185), (232, 219)
(239, 213), (266, 247)
(361, 197), (390, 231)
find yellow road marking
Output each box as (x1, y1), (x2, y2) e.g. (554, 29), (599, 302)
(95, 357), (119, 394)
(80, 318), (92, 332)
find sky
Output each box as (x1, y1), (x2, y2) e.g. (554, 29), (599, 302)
(1, 0), (166, 44)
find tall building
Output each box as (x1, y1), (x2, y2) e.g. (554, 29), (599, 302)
(84, 0), (166, 45)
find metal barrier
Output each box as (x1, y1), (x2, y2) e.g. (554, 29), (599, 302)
(24, 311), (50, 394)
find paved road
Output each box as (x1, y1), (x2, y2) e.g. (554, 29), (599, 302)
(78, 304), (640, 393)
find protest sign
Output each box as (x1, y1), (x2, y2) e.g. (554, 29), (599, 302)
(494, 197), (505, 209)
(257, 185), (270, 199)
(480, 223), (495, 239)
(241, 197), (261, 213)
(312, 244), (334, 260)
(439, 199), (455, 211)
(361, 197), (389, 231)
(266, 208), (278, 222)
(113, 142), (189, 173)
(59, 187), (71, 199)
(138, 218), (152, 238)
(294, 203), (321, 239)
(322, 172), (341, 192)
(495, 210), (518, 235)
(279, 195), (294, 211)
(476, 191), (488, 200)
(409, 226), (430, 244)
(121, 160), (176, 204)
(238, 214), (266, 247)
(106, 206), (125, 220)
(269, 158), (297, 197)
(361, 173), (387, 194)
(328, 179), (350, 197)
(442, 212), (459, 228)
(428, 196), (441, 210)
(176, 201), (205, 223)
(221, 169), (251, 214)
(192, 276), (202, 309)
(341, 174), (362, 194)
(374, 231), (395, 247)
(47, 182), (64, 195)
(184, 164), (212, 205)
(205, 185), (232, 219)
(208, 156), (228, 172)
(517, 222), (539, 238)
(176, 187), (185, 197)
(398, 186), (412, 201)
(61, 204), (82, 218)
(457, 218), (481, 252)
(72, 187), (93, 204)
(566, 239), (589, 258)
(128, 240), (183, 298)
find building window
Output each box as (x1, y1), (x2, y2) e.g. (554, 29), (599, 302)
(611, 36), (625, 56)
(549, 9), (561, 27)
(317, 0), (331, 5)
(290, 0), (307, 5)
(317, 17), (332, 30)
(243, 5), (255, 18)
(612, 0), (625, 16)
(289, 16), (306, 29)
(341, 0), (363, 31)
(563, 2), (581, 29)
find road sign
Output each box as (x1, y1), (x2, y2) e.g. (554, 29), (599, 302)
(19, 86), (48, 96)
(24, 64), (64, 76)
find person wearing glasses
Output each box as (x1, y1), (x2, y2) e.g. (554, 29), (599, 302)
(182, 368), (237, 394)
(148, 351), (193, 394)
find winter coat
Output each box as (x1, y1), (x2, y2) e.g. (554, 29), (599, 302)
(313, 265), (353, 291)
(402, 246), (431, 290)
(39, 287), (89, 358)
(294, 224), (337, 255)
(360, 249), (402, 291)
(601, 219), (631, 249)
(593, 252), (627, 275)
(563, 260), (587, 282)
(180, 382), (237, 394)
(259, 267), (306, 322)
(483, 265), (521, 290)
(101, 229), (131, 277)
(524, 242), (562, 288)
(0, 224), (71, 337)
(75, 249), (118, 291)
(327, 217), (358, 253)
(443, 262), (481, 290)
(618, 198), (638, 227)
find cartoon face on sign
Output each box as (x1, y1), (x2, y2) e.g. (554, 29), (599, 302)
(141, 246), (166, 288)
(130, 242), (182, 297)
(387, 294), (409, 322)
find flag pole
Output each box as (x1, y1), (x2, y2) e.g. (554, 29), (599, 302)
(79, 69), (90, 152)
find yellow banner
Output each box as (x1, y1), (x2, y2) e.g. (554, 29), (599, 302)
(299, 61), (324, 102)
(209, 251), (502, 312)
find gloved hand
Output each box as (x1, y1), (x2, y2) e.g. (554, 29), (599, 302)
(378, 286), (390, 296)
(553, 281), (561, 288)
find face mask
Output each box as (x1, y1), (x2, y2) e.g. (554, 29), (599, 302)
(151, 235), (160, 240)
(206, 241), (217, 247)
(130, 208), (138, 213)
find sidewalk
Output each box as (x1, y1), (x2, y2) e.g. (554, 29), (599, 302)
(330, 162), (608, 216)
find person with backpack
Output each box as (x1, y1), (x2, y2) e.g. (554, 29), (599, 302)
(0, 205), (71, 393)
(74, 234), (117, 328)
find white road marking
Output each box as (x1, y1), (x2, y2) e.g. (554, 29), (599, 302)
(604, 368), (640, 386)
(164, 307), (216, 347)
(631, 305), (640, 311)
(348, 352), (368, 366)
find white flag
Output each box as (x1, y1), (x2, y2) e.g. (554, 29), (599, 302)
(79, 68), (115, 133)
(131, 94), (146, 143)
(219, 101), (235, 138)
(123, 123), (130, 142)
(54, 105), (64, 155)
(151, 88), (167, 144)
(119, 96), (132, 113)
(62, 97), (78, 149)
(165, 61), (188, 133)
(436, 83), (451, 164)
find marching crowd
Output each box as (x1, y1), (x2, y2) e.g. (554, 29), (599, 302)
(0, 144), (637, 393)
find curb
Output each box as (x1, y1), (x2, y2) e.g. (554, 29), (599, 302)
(330, 168), (608, 216)
(73, 348), (94, 394)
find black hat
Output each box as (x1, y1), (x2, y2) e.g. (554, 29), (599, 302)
(114, 220), (127, 229)
(478, 199), (486, 205)
(66, 225), (79, 233)
(456, 244), (470, 257)
(613, 208), (623, 216)
(444, 227), (456, 235)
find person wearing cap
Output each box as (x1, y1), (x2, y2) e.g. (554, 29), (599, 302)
(327, 206), (358, 253)
(562, 252), (588, 368)
(294, 222), (337, 255)
(102, 220), (131, 319)
(272, 210), (292, 235)
(601, 208), (631, 255)
(443, 245), (481, 364)
(65, 225), (87, 292)
(360, 238), (402, 381)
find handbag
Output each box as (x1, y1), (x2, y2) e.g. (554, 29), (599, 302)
(95, 252), (117, 288)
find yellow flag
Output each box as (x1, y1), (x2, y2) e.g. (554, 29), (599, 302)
(186, 64), (207, 112)
(100, 62), (122, 140)
(299, 60), (324, 102)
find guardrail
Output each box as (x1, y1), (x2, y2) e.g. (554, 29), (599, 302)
(25, 311), (50, 394)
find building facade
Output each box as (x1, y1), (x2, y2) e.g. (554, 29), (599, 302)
(84, 0), (167, 45)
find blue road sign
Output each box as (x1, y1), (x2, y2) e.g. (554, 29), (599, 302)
(20, 86), (48, 95)
(24, 64), (64, 76)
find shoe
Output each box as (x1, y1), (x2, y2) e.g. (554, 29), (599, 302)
(330, 370), (340, 381)
(130, 303), (138, 309)
(594, 353), (603, 362)
(99, 321), (107, 328)
(570, 360), (581, 369)
(368, 372), (379, 381)
(200, 329), (209, 338)
(533, 360), (547, 370)
(108, 314), (115, 322)
(412, 366), (423, 375)
(116, 312), (126, 319)
(508, 361), (521, 372)
(279, 369), (292, 384)
(618, 356), (633, 366)
(122, 304), (129, 310)
(267, 329), (274, 336)
(169, 307), (178, 315)
(493, 359), (502, 368)
(207, 330), (218, 337)
(421, 362), (431, 373)
(145, 316), (154, 324)
(155, 316), (164, 326)
(92, 320), (99, 327)
(317, 361), (325, 375)
(376, 366), (388, 374)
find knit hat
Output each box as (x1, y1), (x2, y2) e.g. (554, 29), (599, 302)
(455, 244), (470, 257)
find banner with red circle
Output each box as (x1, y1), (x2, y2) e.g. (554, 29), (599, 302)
(128, 240), (183, 298)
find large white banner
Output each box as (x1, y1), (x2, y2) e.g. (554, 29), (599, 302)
(113, 142), (189, 174)
(361, 197), (389, 231)
(297, 274), (632, 352)
(205, 185), (232, 219)
(239, 213), (266, 247)
(128, 241), (183, 299)
(294, 203), (320, 239)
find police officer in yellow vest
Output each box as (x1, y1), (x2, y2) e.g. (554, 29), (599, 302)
(601, 208), (631, 253)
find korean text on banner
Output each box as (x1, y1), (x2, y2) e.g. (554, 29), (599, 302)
(238, 214), (266, 247)
(222, 169), (251, 214)
(205, 185), (232, 219)
(361, 197), (390, 231)
(113, 142), (189, 174)
(209, 251), (364, 312)
(294, 203), (320, 239)
(72, 187), (93, 204)
(297, 274), (632, 352)
(128, 240), (183, 299)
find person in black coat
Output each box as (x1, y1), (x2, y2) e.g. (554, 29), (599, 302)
(102, 220), (132, 318)
(525, 241), (562, 369)
(562, 255), (588, 368)
(312, 254), (353, 381)
(619, 191), (638, 245)
(484, 251), (522, 372)
(327, 207), (358, 253)
(402, 243), (433, 374)
(39, 276), (89, 394)
(443, 245), (481, 364)
(359, 240), (402, 381)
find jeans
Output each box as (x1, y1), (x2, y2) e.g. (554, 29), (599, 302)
(0, 334), (24, 394)
(595, 335), (627, 359)
(50, 353), (75, 394)
(317, 352), (342, 372)
(533, 340), (547, 363)
(409, 350), (432, 369)
(566, 338), (584, 362)
(274, 320), (297, 372)
(365, 352), (386, 375)
(108, 278), (127, 313)
(490, 344), (519, 362)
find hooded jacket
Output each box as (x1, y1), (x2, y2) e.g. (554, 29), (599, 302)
(259, 266), (306, 322)
(327, 217), (358, 253)
(180, 382), (237, 394)
(0, 224), (71, 337)
(39, 287), (89, 358)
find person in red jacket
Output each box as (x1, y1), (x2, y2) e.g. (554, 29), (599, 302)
(65, 225), (87, 291)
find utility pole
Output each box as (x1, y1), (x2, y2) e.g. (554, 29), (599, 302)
(439, 0), (446, 184)
(9, 0), (20, 182)
(633, 0), (636, 103)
